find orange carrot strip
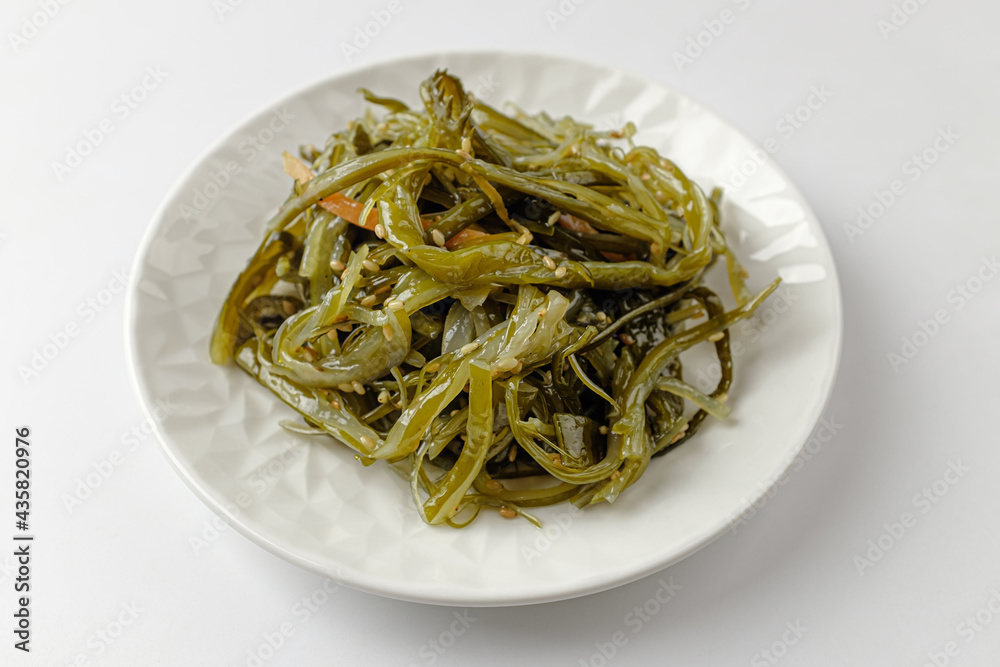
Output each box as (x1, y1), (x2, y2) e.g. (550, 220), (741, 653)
(559, 214), (635, 262)
(557, 213), (599, 234)
(444, 228), (489, 249)
(600, 251), (636, 262)
(319, 193), (379, 231)
(280, 153), (378, 231)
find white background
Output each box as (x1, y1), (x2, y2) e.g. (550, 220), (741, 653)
(3, 0), (999, 665)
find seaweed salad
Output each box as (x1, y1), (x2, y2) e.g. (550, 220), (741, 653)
(210, 71), (779, 527)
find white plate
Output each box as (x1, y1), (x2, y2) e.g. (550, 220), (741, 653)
(125, 51), (842, 607)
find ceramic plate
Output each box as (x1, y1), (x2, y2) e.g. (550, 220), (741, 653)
(125, 51), (842, 606)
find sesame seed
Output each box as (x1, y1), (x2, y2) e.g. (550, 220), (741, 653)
(599, 425), (609, 435)
(461, 136), (472, 154)
(516, 231), (533, 245)
(485, 479), (503, 491)
(670, 432), (683, 444)
(596, 311), (608, 323)
(450, 409), (459, 417)
(339, 269), (348, 281)
(360, 435), (376, 449)
(336, 323), (353, 332)
(650, 242), (661, 254)
(337, 383), (353, 393)
(554, 266), (567, 278)
(382, 324), (393, 341)
(385, 299), (405, 311)
(459, 342), (480, 355)
(641, 172), (651, 181)
(329, 399), (341, 410)
(611, 470), (621, 480)
(362, 259), (379, 273)
(374, 284), (392, 294)
(455, 148), (473, 161)
(426, 363), (441, 373)
(547, 211), (561, 225)
(360, 294), (377, 307)
(508, 447), (517, 462)
(374, 224), (385, 239)
(548, 452), (562, 465)
(707, 332), (724, 342)
(327, 330), (338, 340)
(282, 300), (296, 315)
(537, 308), (547, 318)
(431, 229), (446, 247)
(716, 392), (729, 403)
(352, 380), (365, 394)
(329, 259), (346, 272)
(495, 358), (519, 372)
(377, 389), (389, 404)
(498, 507), (517, 519)
(619, 333), (635, 345)
(542, 256), (556, 270)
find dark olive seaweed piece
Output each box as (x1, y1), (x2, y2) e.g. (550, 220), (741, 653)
(653, 287), (733, 458)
